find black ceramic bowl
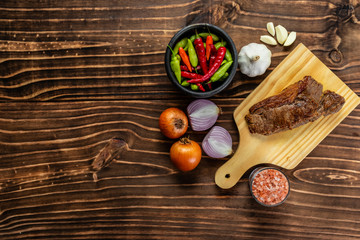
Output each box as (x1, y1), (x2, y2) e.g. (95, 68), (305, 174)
(165, 23), (238, 98)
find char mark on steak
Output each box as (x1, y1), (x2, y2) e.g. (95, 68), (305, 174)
(245, 76), (345, 135)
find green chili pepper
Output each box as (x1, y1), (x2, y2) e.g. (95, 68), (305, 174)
(199, 32), (220, 41)
(190, 35), (196, 42)
(174, 38), (188, 54)
(181, 80), (190, 87)
(187, 39), (198, 67)
(171, 55), (181, 84)
(183, 42), (189, 51)
(191, 84), (199, 91)
(210, 61), (233, 82)
(214, 41), (227, 50)
(221, 59), (228, 66)
(168, 45), (181, 83)
(219, 72), (229, 81)
(224, 49), (232, 62)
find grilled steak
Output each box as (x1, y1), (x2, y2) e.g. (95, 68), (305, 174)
(245, 76), (345, 135)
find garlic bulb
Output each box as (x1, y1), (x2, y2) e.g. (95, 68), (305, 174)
(238, 43), (272, 77)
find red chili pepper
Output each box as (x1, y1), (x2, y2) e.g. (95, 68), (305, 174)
(181, 71), (203, 79)
(205, 35), (213, 61)
(180, 65), (201, 72)
(178, 47), (192, 73)
(187, 46), (226, 84)
(196, 83), (205, 92)
(194, 31), (208, 74)
(207, 44), (217, 90)
(208, 44), (217, 69)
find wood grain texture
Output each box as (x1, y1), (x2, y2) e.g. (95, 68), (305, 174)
(0, 100), (359, 239)
(0, 0), (358, 100)
(0, 0), (359, 239)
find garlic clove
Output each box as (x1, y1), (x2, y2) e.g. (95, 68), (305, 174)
(260, 35), (277, 46)
(275, 25), (288, 45)
(283, 31), (297, 47)
(267, 22), (275, 36)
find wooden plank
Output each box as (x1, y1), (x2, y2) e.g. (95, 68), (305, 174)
(0, 100), (359, 239)
(0, 0), (360, 239)
(0, 0), (358, 101)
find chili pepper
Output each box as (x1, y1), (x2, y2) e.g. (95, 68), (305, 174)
(181, 71), (203, 79)
(196, 83), (205, 92)
(210, 61), (233, 82)
(187, 39), (198, 68)
(180, 65), (201, 72)
(179, 47), (192, 73)
(206, 43), (217, 90)
(181, 80), (190, 87)
(205, 35), (213, 61)
(180, 65), (189, 71)
(194, 30), (208, 74)
(214, 42), (232, 62)
(209, 44), (217, 69)
(187, 46), (226, 84)
(168, 45), (181, 83)
(214, 41), (227, 49)
(199, 32), (220, 41)
(219, 72), (229, 81)
(191, 84), (199, 91)
(173, 38), (188, 54)
(224, 49), (232, 62)
(209, 56), (215, 69)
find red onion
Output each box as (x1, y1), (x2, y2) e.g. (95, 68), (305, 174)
(187, 99), (220, 131)
(202, 126), (233, 158)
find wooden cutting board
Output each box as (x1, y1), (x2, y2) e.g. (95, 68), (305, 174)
(215, 43), (360, 189)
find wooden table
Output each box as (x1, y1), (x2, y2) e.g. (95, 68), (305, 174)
(1, 1), (359, 239)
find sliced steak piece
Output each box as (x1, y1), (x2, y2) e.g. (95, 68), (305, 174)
(319, 90), (346, 116)
(245, 76), (345, 135)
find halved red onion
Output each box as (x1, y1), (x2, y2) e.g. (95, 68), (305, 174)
(202, 126), (233, 158)
(187, 99), (220, 131)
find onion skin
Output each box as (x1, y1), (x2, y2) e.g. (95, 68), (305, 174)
(187, 99), (220, 131)
(202, 126), (233, 158)
(170, 138), (202, 172)
(159, 108), (188, 139)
